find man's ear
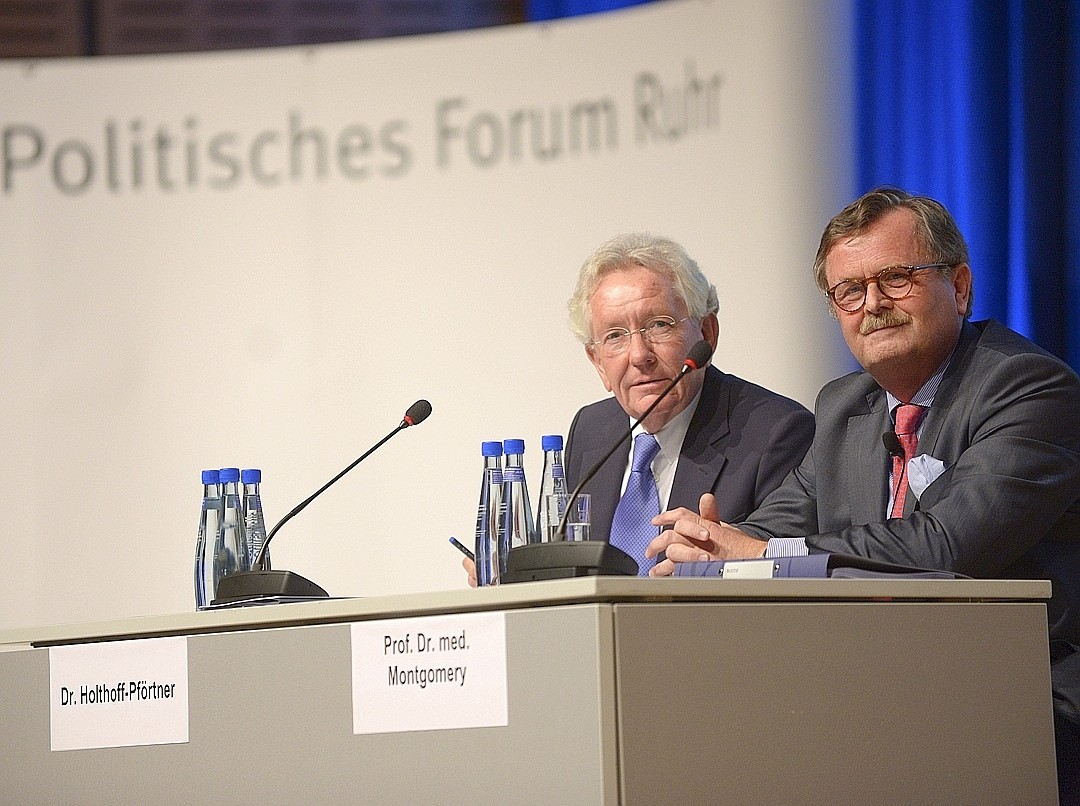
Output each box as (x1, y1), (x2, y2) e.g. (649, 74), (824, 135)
(700, 312), (719, 356)
(951, 263), (972, 316)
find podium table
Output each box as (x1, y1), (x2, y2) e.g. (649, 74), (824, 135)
(0, 577), (1058, 804)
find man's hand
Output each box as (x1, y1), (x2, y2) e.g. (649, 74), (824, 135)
(463, 556), (477, 588)
(645, 493), (767, 576)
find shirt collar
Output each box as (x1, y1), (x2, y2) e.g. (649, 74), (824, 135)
(885, 342), (959, 413)
(640, 384), (702, 456)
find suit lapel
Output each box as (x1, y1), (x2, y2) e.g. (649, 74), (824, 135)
(912, 320), (978, 462)
(899, 321), (980, 515)
(669, 367), (728, 512)
(844, 386), (891, 523)
(580, 408), (631, 542)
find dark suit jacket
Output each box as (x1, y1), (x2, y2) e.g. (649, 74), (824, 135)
(565, 365), (814, 543)
(739, 319), (1080, 718)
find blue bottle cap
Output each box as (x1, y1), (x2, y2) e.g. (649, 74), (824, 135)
(481, 441), (503, 457)
(241, 468), (262, 484)
(219, 467), (240, 483)
(541, 434), (563, 451)
(503, 438), (525, 455)
(201, 469), (220, 484)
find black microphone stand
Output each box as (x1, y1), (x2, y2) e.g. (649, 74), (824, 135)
(210, 400), (431, 606)
(503, 342), (712, 583)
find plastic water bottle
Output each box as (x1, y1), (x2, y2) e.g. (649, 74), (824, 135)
(194, 469), (223, 609)
(216, 467), (250, 591)
(502, 439), (535, 553)
(535, 434), (568, 542)
(474, 441), (504, 587)
(242, 468), (270, 571)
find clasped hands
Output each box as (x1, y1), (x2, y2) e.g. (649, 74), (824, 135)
(461, 492), (766, 585)
(645, 493), (768, 576)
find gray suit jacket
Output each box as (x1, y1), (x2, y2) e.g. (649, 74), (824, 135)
(565, 365), (814, 542)
(739, 320), (1080, 716)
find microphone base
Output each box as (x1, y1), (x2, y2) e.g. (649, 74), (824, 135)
(503, 541), (638, 583)
(211, 569), (329, 606)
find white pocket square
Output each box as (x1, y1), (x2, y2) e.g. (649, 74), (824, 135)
(908, 455), (947, 500)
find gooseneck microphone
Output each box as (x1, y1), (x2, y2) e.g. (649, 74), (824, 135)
(252, 399), (431, 569)
(502, 341), (713, 583)
(211, 399), (432, 605)
(553, 339), (714, 542)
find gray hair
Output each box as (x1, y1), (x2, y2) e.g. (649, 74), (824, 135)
(567, 233), (719, 343)
(814, 186), (973, 316)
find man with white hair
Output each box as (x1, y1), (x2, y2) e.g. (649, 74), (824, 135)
(464, 232), (813, 582)
(563, 233), (813, 575)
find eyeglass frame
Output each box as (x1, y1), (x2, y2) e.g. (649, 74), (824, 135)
(825, 263), (956, 312)
(587, 315), (692, 356)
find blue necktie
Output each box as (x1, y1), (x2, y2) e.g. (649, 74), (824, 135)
(610, 433), (662, 575)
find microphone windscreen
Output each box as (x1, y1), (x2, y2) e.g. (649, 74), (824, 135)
(882, 431), (902, 456)
(404, 399), (432, 426)
(684, 340), (714, 371)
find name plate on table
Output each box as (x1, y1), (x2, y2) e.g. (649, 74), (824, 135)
(49, 636), (189, 751)
(351, 611), (507, 735)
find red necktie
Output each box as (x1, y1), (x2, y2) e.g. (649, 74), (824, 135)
(890, 404), (925, 518)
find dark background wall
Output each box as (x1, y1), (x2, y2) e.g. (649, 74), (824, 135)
(0, 0), (526, 57)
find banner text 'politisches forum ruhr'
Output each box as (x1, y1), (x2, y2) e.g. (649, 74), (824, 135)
(1, 64), (722, 197)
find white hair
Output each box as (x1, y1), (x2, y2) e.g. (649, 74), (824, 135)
(567, 233), (719, 343)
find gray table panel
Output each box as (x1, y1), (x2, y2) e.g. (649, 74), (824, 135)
(2, 604), (618, 805)
(0, 580), (1056, 805)
(613, 601), (1056, 805)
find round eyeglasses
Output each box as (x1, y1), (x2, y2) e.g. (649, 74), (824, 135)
(589, 316), (690, 357)
(826, 263), (954, 312)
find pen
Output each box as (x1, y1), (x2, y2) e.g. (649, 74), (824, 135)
(448, 536), (474, 561)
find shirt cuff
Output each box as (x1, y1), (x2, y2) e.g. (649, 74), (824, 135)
(764, 537), (809, 558)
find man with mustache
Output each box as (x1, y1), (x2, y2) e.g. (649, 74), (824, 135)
(648, 187), (1080, 801)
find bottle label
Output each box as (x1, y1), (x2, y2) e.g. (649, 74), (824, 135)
(503, 466), (525, 483)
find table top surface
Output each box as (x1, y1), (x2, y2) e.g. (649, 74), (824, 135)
(0, 575), (1051, 649)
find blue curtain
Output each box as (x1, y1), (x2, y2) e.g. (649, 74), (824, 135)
(528, 0), (648, 22)
(857, 0), (1080, 368)
(528, 0), (1080, 369)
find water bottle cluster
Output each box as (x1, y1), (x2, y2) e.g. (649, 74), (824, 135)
(473, 436), (570, 587)
(194, 467), (270, 609)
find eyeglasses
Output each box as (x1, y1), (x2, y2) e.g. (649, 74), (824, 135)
(589, 316), (690, 357)
(826, 263), (954, 312)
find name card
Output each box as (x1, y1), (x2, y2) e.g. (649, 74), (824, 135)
(720, 559), (775, 579)
(351, 611), (507, 735)
(49, 636), (189, 751)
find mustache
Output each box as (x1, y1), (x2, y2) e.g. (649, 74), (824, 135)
(860, 309), (911, 335)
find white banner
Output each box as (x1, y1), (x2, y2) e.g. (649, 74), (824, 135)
(0, 0), (854, 630)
